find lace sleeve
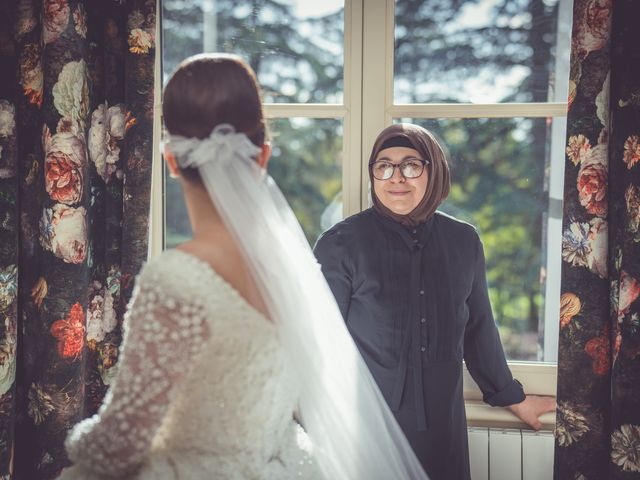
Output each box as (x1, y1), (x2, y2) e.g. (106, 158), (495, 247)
(63, 262), (210, 478)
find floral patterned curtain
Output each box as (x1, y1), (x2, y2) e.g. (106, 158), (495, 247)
(556, 0), (640, 477)
(0, 0), (155, 478)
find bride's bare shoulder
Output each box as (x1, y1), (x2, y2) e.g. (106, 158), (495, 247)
(173, 238), (242, 272)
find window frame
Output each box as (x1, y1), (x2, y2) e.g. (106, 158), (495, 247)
(151, 0), (562, 429)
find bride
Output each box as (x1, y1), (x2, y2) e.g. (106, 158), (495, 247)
(59, 54), (428, 479)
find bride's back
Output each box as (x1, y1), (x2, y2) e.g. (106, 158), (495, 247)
(175, 232), (270, 320)
(138, 248), (311, 479)
(161, 53), (273, 322)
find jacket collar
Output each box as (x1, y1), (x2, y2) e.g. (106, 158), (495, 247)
(369, 208), (437, 250)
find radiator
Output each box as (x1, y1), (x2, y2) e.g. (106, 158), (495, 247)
(468, 428), (555, 480)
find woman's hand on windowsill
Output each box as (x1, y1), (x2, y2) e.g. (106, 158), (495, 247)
(507, 395), (557, 430)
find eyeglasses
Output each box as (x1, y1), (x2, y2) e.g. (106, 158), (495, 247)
(370, 158), (429, 180)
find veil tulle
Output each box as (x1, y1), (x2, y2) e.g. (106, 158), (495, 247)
(168, 124), (428, 480)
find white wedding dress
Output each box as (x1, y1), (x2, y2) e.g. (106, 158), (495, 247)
(60, 249), (322, 480)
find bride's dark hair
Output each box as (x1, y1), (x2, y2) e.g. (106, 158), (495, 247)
(162, 53), (267, 181)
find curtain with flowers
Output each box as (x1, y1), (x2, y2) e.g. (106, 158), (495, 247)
(0, 0), (155, 478)
(555, 0), (640, 478)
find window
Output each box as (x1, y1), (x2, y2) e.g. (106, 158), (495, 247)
(161, 0), (347, 246)
(154, 0), (573, 415)
(390, 0), (572, 364)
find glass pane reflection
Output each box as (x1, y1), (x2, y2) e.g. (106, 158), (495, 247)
(394, 0), (573, 104)
(162, 0), (344, 103)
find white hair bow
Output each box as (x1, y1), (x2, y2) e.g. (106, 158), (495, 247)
(168, 123), (261, 169)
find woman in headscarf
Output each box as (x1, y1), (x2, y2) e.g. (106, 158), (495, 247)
(314, 123), (555, 480)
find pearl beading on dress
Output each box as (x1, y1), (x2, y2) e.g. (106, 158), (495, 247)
(61, 250), (322, 480)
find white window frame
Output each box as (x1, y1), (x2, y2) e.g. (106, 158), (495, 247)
(151, 0), (562, 429)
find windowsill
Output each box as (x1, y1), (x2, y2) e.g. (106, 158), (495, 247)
(464, 361), (557, 431)
(465, 400), (556, 431)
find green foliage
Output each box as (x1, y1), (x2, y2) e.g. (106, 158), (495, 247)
(162, 0), (343, 102)
(268, 118), (342, 243)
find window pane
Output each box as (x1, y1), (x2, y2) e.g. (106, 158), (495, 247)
(268, 118), (343, 245)
(164, 117), (343, 249)
(394, 117), (566, 361)
(394, 0), (573, 103)
(164, 161), (191, 249)
(162, 0), (344, 103)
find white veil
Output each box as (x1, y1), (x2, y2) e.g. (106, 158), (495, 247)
(168, 124), (428, 480)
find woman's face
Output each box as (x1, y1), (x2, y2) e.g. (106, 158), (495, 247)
(372, 146), (429, 215)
